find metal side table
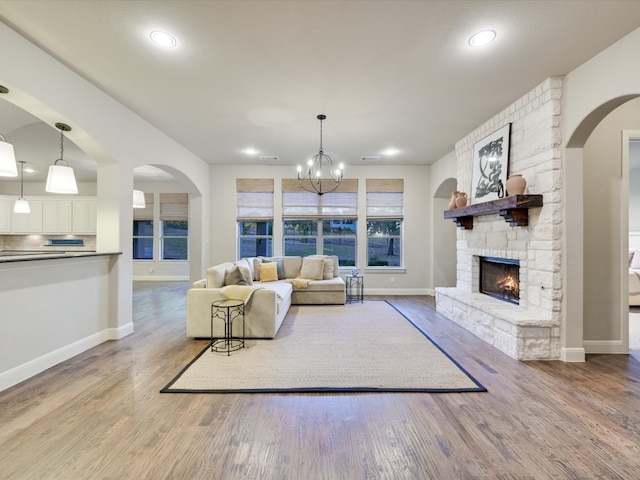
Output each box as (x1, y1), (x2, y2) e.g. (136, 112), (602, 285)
(210, 299), (245, 355)
(346, 275), (364, 304)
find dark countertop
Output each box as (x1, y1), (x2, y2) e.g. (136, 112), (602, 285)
(0, 251), (122, 263)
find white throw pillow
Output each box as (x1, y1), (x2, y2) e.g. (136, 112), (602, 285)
(632, 250), (640, 269)
(299, 257), (325, 280)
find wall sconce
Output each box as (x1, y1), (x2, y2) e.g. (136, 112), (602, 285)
(45, 123), (78, 194)
(133, 189), (146, 209)
(13, 161), (30, 213)
(0, 133), (18, 177)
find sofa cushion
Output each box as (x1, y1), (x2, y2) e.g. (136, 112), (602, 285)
(259, 262), (279, 282)
(235, 259), (254, 285)
(281, 256), (303, 278)
(206, 262), (235, 288)
(224, 265), (251, 286)
(266, 258), (285, 279)
(308, 254), (339, 277)
(299, 257), (325, 280)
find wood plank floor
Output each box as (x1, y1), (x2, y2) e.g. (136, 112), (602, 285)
(2, 282), (640, 479)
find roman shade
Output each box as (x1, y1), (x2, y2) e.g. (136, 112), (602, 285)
(133, 192), (154, 220)
(282, 178), (357, 218)
(366, 179), (403, 219)
(160, 193), (188, 221)
(236, 178), (274, 220)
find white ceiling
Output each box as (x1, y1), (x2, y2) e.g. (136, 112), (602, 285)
(1, 0), (640, 183)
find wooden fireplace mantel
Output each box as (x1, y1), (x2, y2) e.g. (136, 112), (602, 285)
(443, 194), (543, 230)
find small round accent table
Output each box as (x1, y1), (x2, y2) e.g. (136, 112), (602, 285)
(346, 275), (364, 304)
(210, 299), (245, 355)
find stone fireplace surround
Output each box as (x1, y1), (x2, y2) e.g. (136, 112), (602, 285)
(436, 77), (563, 361)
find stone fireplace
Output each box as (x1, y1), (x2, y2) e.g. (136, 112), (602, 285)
(435, 77), (563, 361)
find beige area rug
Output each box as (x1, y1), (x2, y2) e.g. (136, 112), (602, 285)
(162, 301), (486, 393)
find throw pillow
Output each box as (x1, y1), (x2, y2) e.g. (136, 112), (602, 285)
(266, 258), (285, 280)
(235, 262), (253, 286)
(259, 262), (279, 282)
(224, 265), (250, 286)
(253, 257), (265, 281)
(322, 258), (333, 280)
(632, 250), (640, 269)
(299, 257), (325, 280)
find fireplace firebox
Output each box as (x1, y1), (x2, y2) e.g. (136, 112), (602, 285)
(479, 257), (520, 304)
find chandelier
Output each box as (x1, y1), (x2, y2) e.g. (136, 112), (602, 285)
(297, 114), (344, 195)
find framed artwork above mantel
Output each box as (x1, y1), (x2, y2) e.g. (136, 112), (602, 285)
(471, 123), (511, 204)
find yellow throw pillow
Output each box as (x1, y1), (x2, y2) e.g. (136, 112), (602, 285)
(259, 262), (278, 282)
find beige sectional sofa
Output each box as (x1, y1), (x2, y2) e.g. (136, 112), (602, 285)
(186, 255), (345, 339)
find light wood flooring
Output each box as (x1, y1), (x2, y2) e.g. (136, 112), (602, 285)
(2, 281), (640, 479)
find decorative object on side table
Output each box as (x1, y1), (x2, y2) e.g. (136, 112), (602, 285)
(471, 123), (511, 203)
(506, 174), (527, 196)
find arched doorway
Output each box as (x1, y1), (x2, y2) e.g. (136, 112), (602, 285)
(564, 95), (640, 360)
(432, 177), (457, 289)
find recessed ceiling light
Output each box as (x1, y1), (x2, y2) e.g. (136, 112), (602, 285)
(469, 30), (496, 47)
(243, 148), (259, 155)
(150, 31), (177, 48)
(382, 148), (400, 156)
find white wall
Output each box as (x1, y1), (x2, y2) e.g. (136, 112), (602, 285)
(562, 25), (640, 356)
(210, 163), (431, 294)
(582, 97), (640, 341)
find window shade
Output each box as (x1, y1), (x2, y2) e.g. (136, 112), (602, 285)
(282, 178), (357, 218)
(236, 178), (274, 219)
(160, 193), (188, 221)
(133, 193), (154, 220)
(366, 179), (403, 218)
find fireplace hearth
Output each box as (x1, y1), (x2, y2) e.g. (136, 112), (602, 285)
(480, 257), (520, 304)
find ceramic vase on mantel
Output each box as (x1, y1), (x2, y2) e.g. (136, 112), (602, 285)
(448, 191), (459, 210)
(506, 174), (527, 196)
(455, 192), (468, 208)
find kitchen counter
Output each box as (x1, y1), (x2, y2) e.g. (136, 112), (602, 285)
(0, 250), (121, 263)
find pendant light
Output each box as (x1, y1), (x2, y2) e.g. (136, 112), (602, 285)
(133, 189), (146, 209)
(13, 161), (30, 213)
(296, 114), (344, 196)
(0, 85), (17, 177)
(45, 123), (78, 194)
(0, 133), (18, 177)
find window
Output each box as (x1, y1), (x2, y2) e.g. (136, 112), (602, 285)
(366, 179), (403, 268)
(133, 220), (154, 260)
(162, 220), (188, 260)
(133, 192), (154, 260)
(237, 179), (274, 258)
(160, 193), (188, 261)
(238, 221), (273, 258)
(282, 179), (357, 266)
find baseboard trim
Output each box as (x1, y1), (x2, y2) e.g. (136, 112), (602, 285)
(0, 323), (133, 392)
(560, 347), (586, 362)
(365, 288), (431, 296)
(583, 340), (628, 355)
(133, 275), (189, 281)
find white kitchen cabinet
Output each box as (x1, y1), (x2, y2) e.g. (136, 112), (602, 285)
(11, 200), (43, 233)
(0, 199), (11, 233)
(43, 199), (73, 233)
(73, 199), (97, 233)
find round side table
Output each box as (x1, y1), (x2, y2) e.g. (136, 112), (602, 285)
(210, 299), (245, 355)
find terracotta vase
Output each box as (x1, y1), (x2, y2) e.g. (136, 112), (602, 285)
(506, 174), (527, 196)
(455, 192), (468, 208)
(448, 191), (459, 210)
